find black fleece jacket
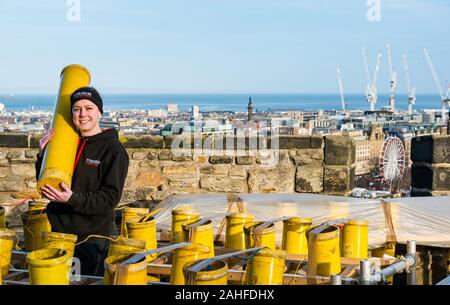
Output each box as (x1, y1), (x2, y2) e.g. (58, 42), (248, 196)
(35, 128), (129, 241)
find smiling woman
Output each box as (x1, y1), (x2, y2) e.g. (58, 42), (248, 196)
(35, 86), (129, 277)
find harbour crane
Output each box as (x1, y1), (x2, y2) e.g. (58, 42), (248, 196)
(402, 54), (416, 115)
(387, 43), (397, 112)
(424, 48), (450, 123)
(336, 67), (347, 113)
(362, 48), (382, 111)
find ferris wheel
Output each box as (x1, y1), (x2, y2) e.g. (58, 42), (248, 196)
(379, 136), (406, 185)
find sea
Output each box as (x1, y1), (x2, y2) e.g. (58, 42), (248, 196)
(0, 93), (444, 113)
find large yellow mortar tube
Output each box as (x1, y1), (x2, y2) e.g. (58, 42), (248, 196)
(37, 64), (91, 194)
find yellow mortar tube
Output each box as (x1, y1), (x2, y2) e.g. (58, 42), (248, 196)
(244, 221), (276, 250)
(282, 217), (312, 256)
(37, 64), (91, 194)
(171, 207), (200, 244)
(244, 248), (286, 285)
(341, 220), (369, 259)
(307, 225), (341, 277)
(26, 248), (72, 285)
(0, 229), (16, 277)
(183, 259), (228, 285)
(125, 216), (157, 260)
(182, 219), (215, 257)
(0, 206), (5, 228)
(103, 253), (148, 285)
(170, 244), (210, 285)
(42, 231), (78, 258)
(108, 236), (146, 257)
(225, 213), (255, 251)
(120, 207), (149, 237)
(21, 210), (51, 252)
(372, 242), (396, 285)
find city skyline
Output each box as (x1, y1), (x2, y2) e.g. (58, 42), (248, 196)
(0, 0), (449, 95)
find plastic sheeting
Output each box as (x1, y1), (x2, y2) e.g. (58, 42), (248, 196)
(153, 193), (450, 249)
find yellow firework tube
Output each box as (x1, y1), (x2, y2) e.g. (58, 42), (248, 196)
(340, 220), (369, 259)
(27, 248), (72, 285)
(225, 213), (255, 251)
(183, 259), (228, 285)
(170, 244), (210, 285)
(42, 231), (78, 258)
(103, 253), (148, 285)
(244, 221), (276, 250)
(171, 207), (200, 244)
(244, 248), (286, 285)
(125, 216), (157, 261)
(307, 225), (341, 277)
(21, 210), (51, 252)
(282, 217), (312, 256)
(37, 64), (91, 194)
(182, 219), (215, 257)
(120, 207), (149, 237)
(107, 236), (146, 257)
(0, 229), (16, 277)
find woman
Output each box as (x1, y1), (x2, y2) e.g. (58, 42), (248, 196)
(35, 87), (129, 276)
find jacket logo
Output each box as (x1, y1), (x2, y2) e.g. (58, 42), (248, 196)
(85, 158), (101, 168)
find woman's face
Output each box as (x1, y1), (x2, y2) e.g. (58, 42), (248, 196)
(72, 99), (101, 136)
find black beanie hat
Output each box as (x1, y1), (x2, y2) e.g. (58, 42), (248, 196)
(70, 87), (103, 113)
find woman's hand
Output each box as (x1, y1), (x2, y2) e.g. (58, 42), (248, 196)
(41, 183), (73, 203)
(39, 128), (55, 156)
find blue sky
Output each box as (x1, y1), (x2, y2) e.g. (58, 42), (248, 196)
(0, 0), (449, 94)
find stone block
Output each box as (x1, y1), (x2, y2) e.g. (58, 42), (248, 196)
(236, 156), (254, 165)
(296, 166), (323, 193)
(411, 135), (450, 163)
(248, 167), (295, 193)
(200, 165), (229, 176)
(131, 151), (149, 160)
(324, 135), (356, 166)
(323, 165), (355, 194)
(171, 154), (193, 162)
(162, 164), (198, 177)
(0, 180), (27, 192)
(289, 149), (324, 166)
(165, 135), (203, 150)
(0, 133), (29, 148)
(158, 149), (171, 160)
(132, 171), (167, 188)
(200, 176), (247, 193)
(121, 135), (164, 148)
(209, 156), (233, 164)
(271, 136), (311, 149)
(411, 163), (450, 191)
(228, 166), (247, 178)
(30, 134), (41, 148)
(311, 136), (324, 149)
(25, 149), (38, 158)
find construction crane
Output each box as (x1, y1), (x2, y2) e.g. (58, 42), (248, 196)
(424, 48), (450, 123)
(387, 43), (397, 112)
(336, 67), (347, 113)
(362, 48), (382, 111)
(402, 54), (416, 115)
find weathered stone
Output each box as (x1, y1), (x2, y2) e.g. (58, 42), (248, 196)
(296, 166), (323, 193)
(0, 159), (9, 167)
(200, 176), (247, 193)
(171, 154), (193, 162)
(193, 155), (208, 163)
(162, 164), (198, 177)
(209, 156), (233, 164)
(168, 178), (199, 193)
(132, 187), (157, 201)
(138, 160), (158, 168)
(25, 149), (38, 158)
(158, 149), (172, 160)
(0, 133), (29, 148)
(10, 164), (36, 179)
(0, 180), (26, 192)
(323, 165), (355, 194)
(271, 136), (311, 149)
(200, 165), (229, 176)
(6, 151), (22, 160)
(236, 156), (254, 165)
(131, 151), (149, 160)
(311, 136), (324, 149)
(147, 152), (158, 160)
(324, 136), (356, 166)
(411, 163), (450, 191)
(132, 171), (166, 188)
(228, 166), (247, 178)
(25, 179), (37, 188)
(214, 136), (266, 151)
(165, 135), (198, 149)
(411, 135), (450, 163)
(289, 149), (324, 166)
(120, 135), (164, 148)
(30, 134), (41, 148)
(248, 167), (295, 192)
(10, 159), (36, 164)
(0, 167), (10, 178)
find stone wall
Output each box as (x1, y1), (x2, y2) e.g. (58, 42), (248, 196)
(0, 133), (357, 203)
(411, 134), (450, 196)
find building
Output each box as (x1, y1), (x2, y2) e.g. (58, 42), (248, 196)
(192, 105), (200, 119)
(247, 97), (253, 122)
(167, 104), (178, 114)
